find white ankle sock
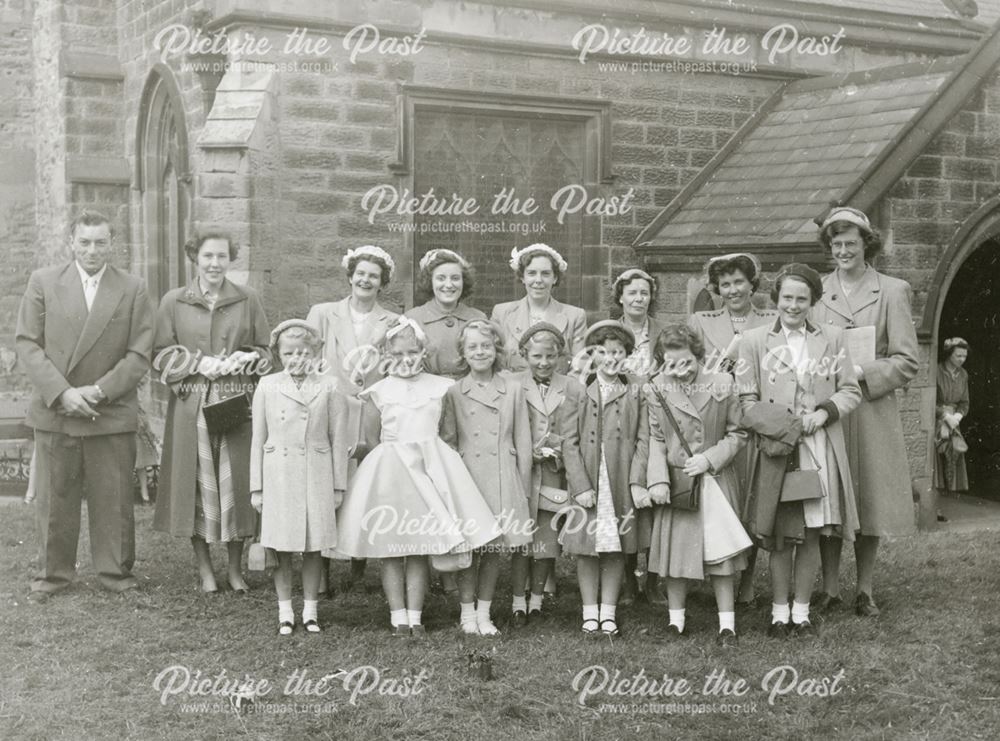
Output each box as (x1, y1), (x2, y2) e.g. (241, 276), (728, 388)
(511, 595), (527, 613)
(460, 602), (476, 622)
(476, 600), (492, 621)
(668, 608), (686, 631)
(390, 608), (408, 627)
(772, 602), (791, 624)
(407, 609), (422, 627)
(718, 611), (735, 633)
(302, 599), (318, 623)
(791, 601), (810, 625)
(599, 603), (617, 622)
(278, 600), (294, 624)
(528, 592), (544, 612)
(582, 604), (599, 622)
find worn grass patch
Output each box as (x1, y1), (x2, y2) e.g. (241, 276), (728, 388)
(1, 504), (999, 740)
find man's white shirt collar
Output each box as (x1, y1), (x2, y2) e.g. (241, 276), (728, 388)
(75, 261), (107, 287)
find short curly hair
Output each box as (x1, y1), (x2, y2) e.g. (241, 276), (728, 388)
(611, 269), (658, 312)
(415, 250), (475, 303)
(652, 324), (705, 364)
(456, 319), (506, 374)
(515, 248), (564, 287)
(707, 255), (760, 294)
(345, 253), (392, 287)
(940, 337), (969, 362)
(184, 233), (239, 263)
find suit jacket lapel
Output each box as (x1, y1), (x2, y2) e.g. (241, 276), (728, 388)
(523, 376), (547, 415)
(765, 322), (797, 376)
(331, 298), (358, 353)
(55, 264), (88, 348)
(544, 374), (567, 414)
(804, 321), (829, 367)
(702, 312), (735, 356)
(511, 298), (532, 337)
(818, 274), (855, 323)
(665, 383), (701, 421)
(68, 267), (125, 372)
(848, 269), (881, 315)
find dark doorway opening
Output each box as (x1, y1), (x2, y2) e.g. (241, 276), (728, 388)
(938, 237), (1000, 499)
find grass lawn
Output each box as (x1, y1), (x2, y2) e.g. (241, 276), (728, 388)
(1, 502), (999, 740)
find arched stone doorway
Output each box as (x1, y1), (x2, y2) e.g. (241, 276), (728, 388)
(923, 197), (1000, 500)
(136, 64), (191, 301)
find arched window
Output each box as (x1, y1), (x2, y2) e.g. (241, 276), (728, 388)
(136, 65), (191, 299)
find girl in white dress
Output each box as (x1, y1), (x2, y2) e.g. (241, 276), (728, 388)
(336, 317), (501, 636)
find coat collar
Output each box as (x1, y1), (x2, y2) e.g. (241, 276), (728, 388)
(178, 277), (248, 312)
(516, 370), (567, 415)
(276, 370), (324, 406)
(512, 297), (569, 337)
(820, 268), (881, 322)
(587, 374), (628, 407)
(408, 300), (482, 325)
(65, 264), (127, 372)
(765, 319), (829, 378)
(459, 372), (507, 409)
(327, 297), (395, 352)
(649, 369), (709, 421)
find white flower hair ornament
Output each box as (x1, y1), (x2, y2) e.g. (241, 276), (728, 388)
(341, 245), (396, 280)
(385, 315), (428, 344)
(419, 248), (469, 271)
(509, 244), (569, 274)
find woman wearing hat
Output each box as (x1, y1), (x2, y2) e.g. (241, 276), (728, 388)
(612, 267), (663, 379)
(491, 244), (588, 373)
(610, 267), (663, 604)
(935, 338), (970, 505)
(810, 207), (919, 617)
(306, 244), (399, 593)
(405, 249), (486, 379)
(738, 263), (861, 637)
(688, 252), (776, 609)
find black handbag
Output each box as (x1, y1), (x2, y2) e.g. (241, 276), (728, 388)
(648, 384), (701, 512)
(779, 443), (824, 502)
(202, 381), (252, 435)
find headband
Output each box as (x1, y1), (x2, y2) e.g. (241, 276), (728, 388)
(820, 207), (872, 232)
(943, 337), (968, 349)
(418, 248), (469, 272)
(385, 315), (427, 343)
(705, 252), (762, 276)
(342, 245), (396, 279)
(613, 268), (656, 290)
(509, 244), (568, 274)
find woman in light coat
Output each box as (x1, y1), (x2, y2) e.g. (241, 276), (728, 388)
(810, 207), (919, 617)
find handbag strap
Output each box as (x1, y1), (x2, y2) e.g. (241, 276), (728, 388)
(648, 383), (695, 458)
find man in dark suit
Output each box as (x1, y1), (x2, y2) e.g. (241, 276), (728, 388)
(16, 210), (154, 601)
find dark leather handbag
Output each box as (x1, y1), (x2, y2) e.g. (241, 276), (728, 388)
(202, 381), (252, 435)
(648, 384), (701, 512)
(779, 443), (824, 502)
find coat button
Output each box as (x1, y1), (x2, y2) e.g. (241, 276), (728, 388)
(509, 448), (517, 455)
(491, 408), (498, 414)
(445, 318), (455, 327)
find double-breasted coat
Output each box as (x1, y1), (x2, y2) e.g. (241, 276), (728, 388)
(738, 319), (863, 544)
(405, 300), (486, 379)
(490, 297), (588, 373)
(509, 371), (592, 517)
(249, 370), (349, 552)
(440, 373), (534, 547)
(643, 370), (749, 580)
(811, 268), (919, 536)
(560, 375), (650, 556)
(152, 279), (271, 538)
(689, 305), (777, 518)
